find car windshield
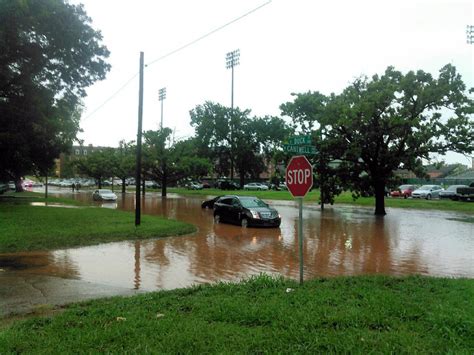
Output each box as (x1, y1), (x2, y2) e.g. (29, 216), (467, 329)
(240, 197), (268, 208)
(418, 185), (434, 190)
(399, 185), (412, 190)
(446, 185), (463, 191)
(99, 189), (113, 194)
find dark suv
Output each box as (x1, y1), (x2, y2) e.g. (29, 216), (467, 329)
(213, 195), (281, 228)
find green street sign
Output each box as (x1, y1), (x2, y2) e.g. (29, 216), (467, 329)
(288, 135), (312, 145)
(283, 144), (317, 155)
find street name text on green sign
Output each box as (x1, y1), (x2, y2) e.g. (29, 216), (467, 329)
(283, 144), (317, 155)
(288, 135), (312, 145)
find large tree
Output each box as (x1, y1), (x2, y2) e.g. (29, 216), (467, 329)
(280, 92), (342, 208)
(324, 65), (473, 215)
(190, 102), (287, 186)
(75, 148), (116, 189)
(0, 0), (110, 186)
(143, 129), (212, 197)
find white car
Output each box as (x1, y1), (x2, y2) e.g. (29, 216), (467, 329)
(411, 185), (444, 200)
(243, 182), (269, 191)
(92, 189), (118, 201)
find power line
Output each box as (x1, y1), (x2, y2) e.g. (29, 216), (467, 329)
(145, 0), (272, 68)
(82, 0), (272, 120)
(83, 73), (138, 120)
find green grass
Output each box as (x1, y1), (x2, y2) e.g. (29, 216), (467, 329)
(0, 190), (85, 206)
(168, 188), (474, 214)
(0, 202), (196, 253)
(1, 275), (472, 353)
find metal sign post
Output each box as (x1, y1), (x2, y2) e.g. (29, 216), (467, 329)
(286, 155), (313, 285)
(298, 197), (304, 284)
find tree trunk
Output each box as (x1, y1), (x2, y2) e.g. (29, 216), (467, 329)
(239, 170), (245, 189)
(161, 173), (167, 197)
(374, 180), (386, 216)
(14, 178), (23, 192)
(122, 178), (126, 194)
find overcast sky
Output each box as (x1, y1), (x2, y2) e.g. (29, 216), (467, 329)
(73, 0), (473, 165)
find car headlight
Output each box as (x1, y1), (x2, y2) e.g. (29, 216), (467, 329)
(250, 210), (260, 219)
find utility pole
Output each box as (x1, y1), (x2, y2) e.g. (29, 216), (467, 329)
(135, 52), (144, 226)
(158, 87), (166, 130)
(226, 49), (240, 181)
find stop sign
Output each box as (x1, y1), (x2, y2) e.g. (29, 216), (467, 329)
(286, 155), (313, 197)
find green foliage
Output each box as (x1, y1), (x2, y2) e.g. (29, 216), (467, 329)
(1, 275), (473, 352)
(190, 102), (291, 186)
(75, 148), (116, 187)
(284, 65), (474, 215)
(143, 129), (212, 195)
(0, 0), (110, 181)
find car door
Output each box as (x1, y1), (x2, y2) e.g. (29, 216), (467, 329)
(229, 198), (243, 224)
(216, 197), (233, 222)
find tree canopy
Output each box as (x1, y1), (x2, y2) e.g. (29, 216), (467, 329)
(190, 102), (291, 186)
(283, 64), (474, 215)
(0, 0), (110, 183)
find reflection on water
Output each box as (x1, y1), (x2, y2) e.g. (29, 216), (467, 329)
(1, 190), (473, 293)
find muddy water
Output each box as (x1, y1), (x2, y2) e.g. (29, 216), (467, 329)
(1, 190), (473, 294)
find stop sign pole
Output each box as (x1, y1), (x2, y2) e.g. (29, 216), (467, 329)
(286, 155), (313, 284)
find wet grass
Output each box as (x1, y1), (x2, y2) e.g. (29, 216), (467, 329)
(0, 190), (85, 206)
(1, 274), (472, 353)
(169, 188), (474, 214)
(0, 202), (195, 253)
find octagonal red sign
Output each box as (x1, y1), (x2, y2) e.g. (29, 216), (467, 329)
(286, 155), (313, 197)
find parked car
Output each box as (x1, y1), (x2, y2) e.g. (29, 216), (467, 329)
(456, 182), (474, 202)
(390, 184), (417, 198)
(213, 195), (281, 228)
(217, 180), (239, 190)
(145, 181), (160, 189)
(187, 182), (203, 190)
(201, 196), (222, 209)
(92, 189), (118, 201)
(243, 182), (269, 191)
(0, 183), (8, 194)
(438, 185), (468, 200)
(411, 185), (444, 199)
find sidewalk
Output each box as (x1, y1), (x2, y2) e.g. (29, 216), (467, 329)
(0, 271), (141, 317)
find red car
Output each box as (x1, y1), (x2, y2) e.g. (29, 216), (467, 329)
(390, 184), (417, 198)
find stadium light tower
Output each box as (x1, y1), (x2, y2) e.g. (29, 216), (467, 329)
(158, 87), (166, 130)
(467, 25), (474, 44)
(226, 49), (240, 181)
(226, 49), (240, 109)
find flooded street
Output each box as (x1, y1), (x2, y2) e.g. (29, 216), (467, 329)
(1, 190), (473, 301)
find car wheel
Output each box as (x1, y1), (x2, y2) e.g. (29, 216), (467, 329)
(404, 194), (408, 199)
(426, 194), (432, 200)
(214, 214), (220, 224)
(241, 218), (248, 228)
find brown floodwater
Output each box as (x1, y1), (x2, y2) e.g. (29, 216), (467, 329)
(1, 190), (473, 294)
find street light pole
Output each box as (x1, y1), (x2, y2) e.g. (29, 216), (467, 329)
(158, 87), (166, 130)
(226, 49), (240, 181)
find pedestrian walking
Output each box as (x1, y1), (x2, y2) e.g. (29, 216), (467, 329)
(72, 183), (76, 192)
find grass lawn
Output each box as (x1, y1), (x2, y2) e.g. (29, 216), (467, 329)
(1, 275), (473, 353)
(0, 195), (195, 253)
(166, 188), (474, 214)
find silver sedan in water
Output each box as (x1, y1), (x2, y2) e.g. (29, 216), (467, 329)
(92, 189), (118, 201)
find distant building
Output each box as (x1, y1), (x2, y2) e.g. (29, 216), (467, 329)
(55, 144), (110, 177)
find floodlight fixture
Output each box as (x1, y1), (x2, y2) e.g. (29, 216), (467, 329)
(467, 25), (474, 44)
